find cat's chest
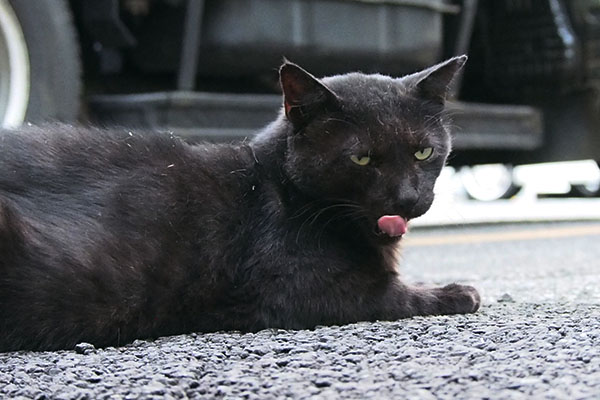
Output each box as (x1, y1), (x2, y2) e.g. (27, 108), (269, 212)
(244, 205), (381, 267)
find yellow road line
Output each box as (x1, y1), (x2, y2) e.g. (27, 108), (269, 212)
(404, 224), (600, 247)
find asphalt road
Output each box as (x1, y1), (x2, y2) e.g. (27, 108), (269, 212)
(404, 220), (600, 304)
(2, 220), (600, 399)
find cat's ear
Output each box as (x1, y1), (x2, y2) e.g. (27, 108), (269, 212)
(405, 55), (467, 104)
(279, 61), (339, 128)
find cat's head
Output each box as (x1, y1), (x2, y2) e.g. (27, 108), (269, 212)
(269, 56), (465, 243)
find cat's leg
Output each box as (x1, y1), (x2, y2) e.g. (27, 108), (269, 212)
(255, 272), (480, 330)
(396, 282), (481, 317)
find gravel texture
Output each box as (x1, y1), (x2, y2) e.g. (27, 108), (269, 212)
(1, 303), (599, 399)
(2, 222), (599, 399)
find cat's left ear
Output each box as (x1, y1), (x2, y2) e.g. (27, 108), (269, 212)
(279, 61), (339, 128)
(405, 55), (467, 104)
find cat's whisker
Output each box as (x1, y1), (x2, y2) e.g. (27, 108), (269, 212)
(296, 206), (330, 244)
(323, 117), (361, 129)
(289, 200), (322, 220)
(316, 208), (369, 250)
(422, 109), (450, 131)
(322, 197), (364, 208)
(295, 202), (367, 245)
(307, 204), (348, 226)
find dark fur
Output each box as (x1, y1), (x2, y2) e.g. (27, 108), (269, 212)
(0, 57), (479, 352)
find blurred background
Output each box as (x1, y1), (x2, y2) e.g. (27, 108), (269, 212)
(1, 0), (600, 224)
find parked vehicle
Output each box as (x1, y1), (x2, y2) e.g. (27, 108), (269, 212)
(458, 161), (600, 200)
(1, 0), (599, 191)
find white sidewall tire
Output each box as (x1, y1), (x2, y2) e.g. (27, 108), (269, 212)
(4, 0), (81, 125)
(0, 0), (29, 128)
(459, 164), (522, 201)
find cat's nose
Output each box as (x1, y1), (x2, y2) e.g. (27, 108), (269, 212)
(395, 187), (419, 216)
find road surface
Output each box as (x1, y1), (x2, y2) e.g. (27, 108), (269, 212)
(1, 219), (599, 399)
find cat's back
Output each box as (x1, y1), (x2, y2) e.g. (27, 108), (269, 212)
(0, 124), (248, 197)
(0, 123), (258, 239)
(0, 123), (256, 179)
(0, 123), (189, 174)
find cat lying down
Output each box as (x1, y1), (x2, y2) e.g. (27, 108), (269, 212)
(0, 56), (479, 352)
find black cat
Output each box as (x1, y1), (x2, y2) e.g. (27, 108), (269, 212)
(0, 56), (479, 352)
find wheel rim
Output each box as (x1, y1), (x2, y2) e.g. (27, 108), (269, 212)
(0, 0), (30, 128)
(459, 164), (518, 201)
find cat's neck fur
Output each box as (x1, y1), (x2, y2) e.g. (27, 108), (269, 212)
(250, 116), (289, 172)
(252, 116), (327, 214)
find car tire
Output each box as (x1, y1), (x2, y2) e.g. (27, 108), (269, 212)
(570, 183), (600, 197)
(0, 0), (81, 128)
(459, 164), (522, 201)
(569, 160), (600, 197)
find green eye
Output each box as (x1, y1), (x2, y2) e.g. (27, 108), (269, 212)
(414, 147), (433, 161)
(350, 155), (371, 166)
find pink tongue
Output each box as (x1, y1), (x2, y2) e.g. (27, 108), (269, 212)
(377, 215), (407, 237)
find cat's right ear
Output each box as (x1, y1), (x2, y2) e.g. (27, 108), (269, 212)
(279, 62), (338, 128)
(404, 55), (467, 105)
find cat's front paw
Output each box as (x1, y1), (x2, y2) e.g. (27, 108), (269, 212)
(439, 283), (481, 314)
